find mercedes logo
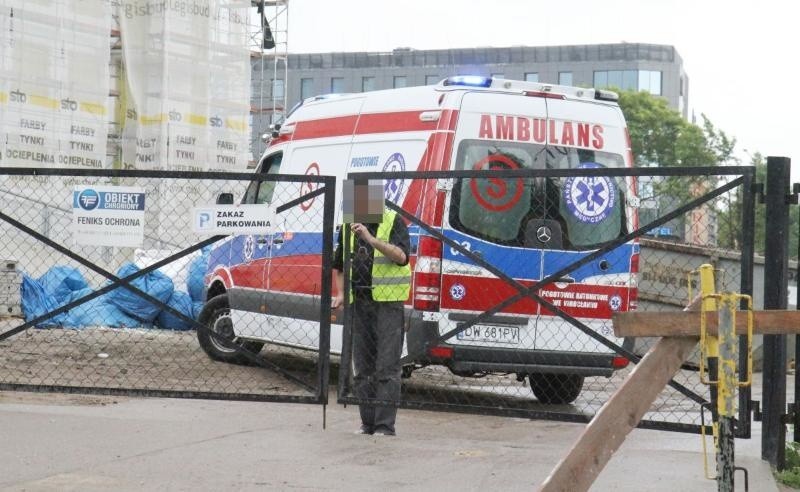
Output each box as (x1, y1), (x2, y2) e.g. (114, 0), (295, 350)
(536, 226), (552, 243)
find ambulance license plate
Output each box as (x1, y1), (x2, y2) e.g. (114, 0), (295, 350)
(456, 324), (520, 344)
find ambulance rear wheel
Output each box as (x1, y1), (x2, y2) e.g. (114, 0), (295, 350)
(197, 294), (264, 364)
(528, 373), (584, 404)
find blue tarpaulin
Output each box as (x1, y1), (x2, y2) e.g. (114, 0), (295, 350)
(156, 290), (197, 331)
(106, 262), (174, 323)
(20, 263), (201, 330)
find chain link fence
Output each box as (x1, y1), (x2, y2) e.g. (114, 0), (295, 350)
(0, 169), (335, 403)
(0, 166), (757, 434)
(338, 166), (755, 433)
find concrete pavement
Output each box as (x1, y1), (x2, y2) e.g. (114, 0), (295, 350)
(0, 390), (781, 491)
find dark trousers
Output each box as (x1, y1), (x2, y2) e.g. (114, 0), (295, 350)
(352, 297), (404, 433)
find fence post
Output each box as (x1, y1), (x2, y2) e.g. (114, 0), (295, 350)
(762, 156), (791, 468)
(738, 168), (756, 439)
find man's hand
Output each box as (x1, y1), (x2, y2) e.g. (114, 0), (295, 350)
(351, 223), (375, 244)
(332, 293), (344, 309)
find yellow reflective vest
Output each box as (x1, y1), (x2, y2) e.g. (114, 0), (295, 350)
(349, 210), (411, 302)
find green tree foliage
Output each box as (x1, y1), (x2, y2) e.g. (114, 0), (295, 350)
(615, 89), (770, 253)
(716, 153), (765, 252)
(619, 90), (722, 169)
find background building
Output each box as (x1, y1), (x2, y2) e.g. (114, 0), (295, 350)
(250, 42), (689, 160)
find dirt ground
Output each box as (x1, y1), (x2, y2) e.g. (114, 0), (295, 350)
(0, 317), (710, 428)
(0, 318), (313, 398)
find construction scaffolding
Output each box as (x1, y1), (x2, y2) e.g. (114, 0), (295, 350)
(0, 0), (112, 169)
(250, 0), (288, 166)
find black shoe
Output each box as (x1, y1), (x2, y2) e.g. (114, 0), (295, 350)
(373, 427), (396, 436)
(354, 426), (373, 435)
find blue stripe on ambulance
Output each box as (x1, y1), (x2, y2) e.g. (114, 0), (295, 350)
(441, 230), (543, 280)
(541, 244), (635, 280)
(441, 230), (631, 282)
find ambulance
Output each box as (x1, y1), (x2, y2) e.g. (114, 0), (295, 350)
(198, 76), (638, 404)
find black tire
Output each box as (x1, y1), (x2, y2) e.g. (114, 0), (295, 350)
(197, 294), (264, 364)
(528, 373), (584, 404)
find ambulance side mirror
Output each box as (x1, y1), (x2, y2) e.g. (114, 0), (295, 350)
(216, 193), (234, 205)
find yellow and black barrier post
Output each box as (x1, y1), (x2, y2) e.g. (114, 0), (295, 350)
(695, 264), (754, 492)
(695, 265), (720, 423)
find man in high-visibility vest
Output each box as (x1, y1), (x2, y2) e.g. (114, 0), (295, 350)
(332, 179), (410, 436)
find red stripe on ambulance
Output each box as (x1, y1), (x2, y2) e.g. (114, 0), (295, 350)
(273, 109), (461, 145)
(440, 275), (629, 319)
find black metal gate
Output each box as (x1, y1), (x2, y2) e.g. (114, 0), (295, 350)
(0, 168), (335, 405)
(338, 166), (756, 434)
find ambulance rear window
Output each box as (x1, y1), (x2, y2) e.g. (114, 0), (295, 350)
(449, 140), (627, 250)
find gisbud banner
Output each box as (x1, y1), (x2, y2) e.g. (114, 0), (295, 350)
(0, 0), (111, 169)
(118, 0), (251, 171)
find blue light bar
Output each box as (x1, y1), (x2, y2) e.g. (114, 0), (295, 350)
(443, 76), (493, 88)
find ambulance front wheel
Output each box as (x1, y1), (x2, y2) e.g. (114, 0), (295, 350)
(528, 373), (584, 404)
(197, 294), (264, 364)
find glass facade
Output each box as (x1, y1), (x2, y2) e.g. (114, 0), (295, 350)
(558, 72), (573, 85)
(362, 76), (376, 92)
(300, 78), (313, 100)
(393, 76), (407, 88)
(638, 70), (662, 95)
(524, 72), (539, 82)
(593, 70), (662, 95)
(272, 79), (284, 99)
(330, 77), (344, 93)
(426, 75), (440, 85)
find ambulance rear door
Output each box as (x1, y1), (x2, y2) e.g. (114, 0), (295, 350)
(440, 90), (550, 351)
(535, 97), (632, 353)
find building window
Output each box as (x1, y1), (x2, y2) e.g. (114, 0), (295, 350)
(272, 79), (285, 99)
(593, 70), (638, 91)
(393, 76), (407, 88)
(558, 72), (573, 86)
(524, 72), (538, 82)
(622, 70), (637, 90)
(425, 75), (440, 85)
(300, 78), (314, 100)
(491, 73), (504, 79)
(330, 77), (345, 93)
(593, 70), (660, 94)
(594, 71), (607, 88)
(362, 76), (376, 92)
(638, 70), (662, 95)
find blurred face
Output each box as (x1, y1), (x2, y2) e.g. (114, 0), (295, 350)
(343, 179), (384, 224)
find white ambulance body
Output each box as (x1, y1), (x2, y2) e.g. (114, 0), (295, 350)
(200, 76), (638, 403)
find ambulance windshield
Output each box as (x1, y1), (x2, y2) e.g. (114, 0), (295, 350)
(243, 152), (283, 205)
(449, 140), (627, 250)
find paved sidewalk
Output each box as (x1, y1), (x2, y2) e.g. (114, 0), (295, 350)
(0, 390), (780, 491)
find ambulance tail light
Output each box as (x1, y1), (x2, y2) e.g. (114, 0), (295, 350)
(443, 76), (493, 88)
(427, 345), (454, 360)
(413, 235), (442, 311)
(629, 252), (640, 311)
(612, 355), (630, 369)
